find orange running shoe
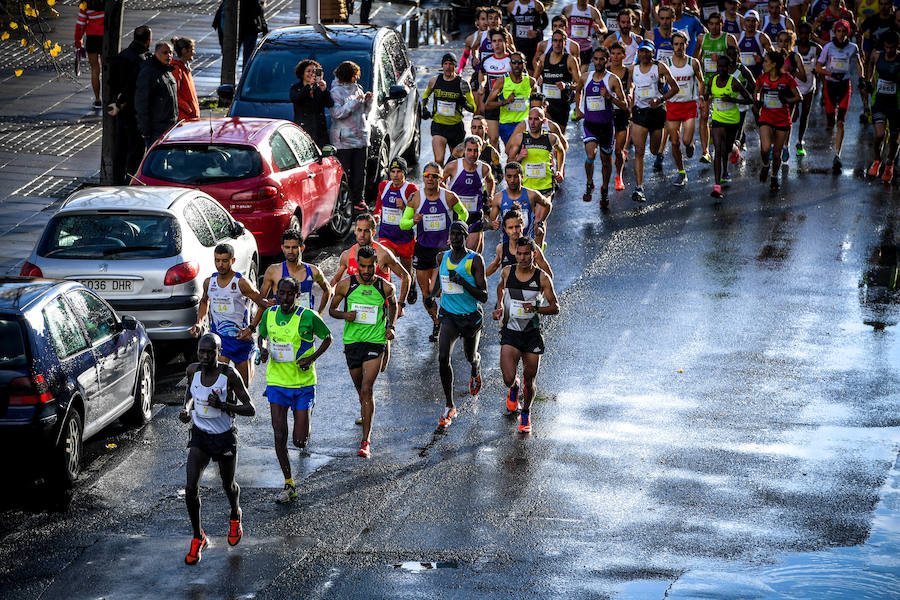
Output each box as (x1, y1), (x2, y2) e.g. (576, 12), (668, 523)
(469, 368), (482, 396)
(358, 441), (371, 458)
(505, 378), (520, 413)
(868, 160), (882, 177)
(228, 518), (242, 546)
(185, 532), (208, 565)
(518, 411), (532, 433)
(439, 406), (457, 426)
(883, 165), (894, 183)
(614, 175), (625, 191)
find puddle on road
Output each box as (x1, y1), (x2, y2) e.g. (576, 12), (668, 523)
(392, 561), (459, 572)
(163, 447), (334, 488)
(860, 227), (900, 330)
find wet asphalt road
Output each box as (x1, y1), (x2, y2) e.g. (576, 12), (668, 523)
(3, 18), (900, 600)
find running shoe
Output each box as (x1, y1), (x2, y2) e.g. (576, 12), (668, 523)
(469, 367), (482, 396)
(632, 187), (646, 202)
(275, 483), (298, 503)
(600, 187), (609, 210)
(720, 174), (732, 185)
(883, 164), (894, 183)
(228, 518), (243, 546)
(355, 417), (363, 425)
(833, 155), (842, 172)
(685, 143), (695, 159)
(653, 153), (664, 170)
(353, 202), (368, 213)
(92, 100), (102, 110)
(506, 378), (521, 413)
(582, 187), (592, 203)
(614, 175), (625, 191)
(781, 146), (789, 162)
(860, 110), (871, 123)
(699, 151), (711, 164)
(770, 176), (780, 192)
(358, 441), (371, 458)
(868, 160), (882, 177)
(675, 171), (687, 187)
(185, 532), (208, 565)
(759, 165), (770, 183)
(518, 411), (532, 433)
(729, 148), (740, 164)
(439, 406), (457, 427)
(407, 285), (418, 305)
(428, 322), (440, 342)
(710, 184), (723, 199)
(795, 142), (806, 156)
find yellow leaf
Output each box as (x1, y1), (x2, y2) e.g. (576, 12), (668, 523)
(79, 2), (86, 8)
(0, 32), (8, 41)
(9, 21), (18, 29)
(24, 4), (30, 8)
(50, 46), (60, 57)
(14, 69), (23, 77)
(34, 9), (39, 16)
(20, 38), (27, 46)
(48, 0), (56, 5)
(23, 25), (29, 31)
(28, 46), (35, 53)
(43, 39), (51, 48)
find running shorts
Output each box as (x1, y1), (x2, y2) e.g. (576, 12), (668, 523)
(431, 120), (466, 150)
(85, 34), (103, 54)
(466, 209), (485, 233)
(344, 341), (386, 369)
(871, 98), (900, 126)
(583, 120), (615, 155)
(413, 243), (447, 270)
(220, 335), (254, 365)
(499, 121), (523, 145)
(613, 109), (630, 133)
(483, 87), (501, 121)
(265, 385), (316, 411)
(499, 326), (545, 355)
(379, 236), (415, 260)
(824, 79), (851, 115)
(666, 100), (699, 122)
(439, 307), (484, 337)
(547, 101), (571, 128)
(631, 106), (667, 131)
(757, 119), (791, 132)
(188, 425), (237, 462)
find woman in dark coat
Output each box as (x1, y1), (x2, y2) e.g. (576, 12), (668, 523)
(289, 59), (334, 149)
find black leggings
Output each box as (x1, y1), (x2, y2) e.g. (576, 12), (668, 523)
(185, 446), (240, 539)
(438, 319), (481, 407)
(336, 147), (368, 206)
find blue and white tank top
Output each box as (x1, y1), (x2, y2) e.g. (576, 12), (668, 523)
(208, 273), (249, 339)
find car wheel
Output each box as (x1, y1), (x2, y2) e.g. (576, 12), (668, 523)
(51, 409), (82, 489)
(123, 352), (154, 426)
(325, 179), (352, 240)
(402, 112), (421, 165)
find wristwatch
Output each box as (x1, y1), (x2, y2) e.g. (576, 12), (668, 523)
(247, 324), (256, 333)
(398, 301), (406, 309)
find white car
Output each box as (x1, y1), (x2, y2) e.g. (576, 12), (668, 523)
(22, 186), (259, 358)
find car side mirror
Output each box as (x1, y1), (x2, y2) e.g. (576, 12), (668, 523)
(321, 145), (337, 158)
(217, 84), (235, 106)
(388, 85), (408, 101)
(121, 315), (138, 331)
(108, 315), (123, 332)
(232, 221), (245, 237)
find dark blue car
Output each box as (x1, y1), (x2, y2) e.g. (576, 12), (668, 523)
(0, 277), (154, 488)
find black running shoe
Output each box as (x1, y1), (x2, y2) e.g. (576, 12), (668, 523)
(759, 165), (769, 183)
(407, 285), (417, 305)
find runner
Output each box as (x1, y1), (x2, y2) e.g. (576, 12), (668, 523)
(492, 236), (560, 434)
(508, 0), (547, 72)
(737, 10), (774, 81)
(257, 277), (332, 500)
(628, 40), (680, 202)
(695, 12), (738, 162)
(400, 161), (470, 342)
(663, 31), (705, 186)
(459, 7), (491, 76)
(503, 93), (570, 154)
(190, 243), (268, 388)
(812, 0), (857, 46)
(563, 0), (607, 70)
(481, 30), (513, 151)
(486, 209), (554, 278)
(486, 51), (537, 146)
(488, 162), (553, 247)
(507, 107), (567, 204)
(754, 49), (801, 191)
(427, 221), (489, 427)
(604, 9), (644, 67)
(421, 52), (477, 165)
(534, 29), (581, 131)
(722, 0), (744, 37)
(670, 0), (707, 55)
(180, 333), (255, 565)
(865, 29), (900, 182)
(705, 54), (754, 198)
(443, 135), (497, 252)
(608, 42), (634, 191)
(451, 115), (504, 180)
(816, 19), (863, 171)
(575, 46), (629, 206)
(329, 246), (399, 458)
(775, 30), (807, 163)
(373, 157), (418, 302)
(653, 6), (677, 62)
(762, 0), (796, 39)
(534, 15), (583, 73)
(793, 21), (822, 157)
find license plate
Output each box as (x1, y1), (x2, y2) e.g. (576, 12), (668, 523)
(79, 279), (134, 294)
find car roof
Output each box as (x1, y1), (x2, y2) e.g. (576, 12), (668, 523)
(59, 186), (199, 212)
(159, 117), (289, 145)
(0, 277), (69, 312)
(261, 24), (382, 50)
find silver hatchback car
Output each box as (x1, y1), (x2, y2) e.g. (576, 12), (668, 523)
(22, 187), (259, 356)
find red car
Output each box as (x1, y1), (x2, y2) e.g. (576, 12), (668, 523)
(134, 118), (350, 256)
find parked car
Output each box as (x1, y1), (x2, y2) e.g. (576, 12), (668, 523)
(220, 25), (421, 200)
(134, 117), (351, 255)
(21, 186), (259, 358)
(0, 277), (154, 488)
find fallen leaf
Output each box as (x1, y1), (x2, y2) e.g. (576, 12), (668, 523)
(21, 38), (27, 46)
(106, 443), (117, 450)
(14, 69), (23, 76)
(677, 369), (683, 373)
(9, 21), (18, 29)
(0, 32), (9, 41)
(48, 0), (56, 5)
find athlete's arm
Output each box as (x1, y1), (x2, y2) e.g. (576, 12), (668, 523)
(459, 32), (476, 73)
(785, 15), (796, 32)
(536, 271), (560, 315)
(551, 133), (566, 181)
(451, 142), (466, 158)
(759, 31), (774, 52)
(249, 264), (279, 329)
(460, 78), (477, 112)
(592, 4), (608, 36)
(428, 251), (444, 301)
(855, 46), (865, 79)
(533, 50), (545, 77)
(441, 160), (458, 185)
(508, 131), (526, 162)
(550, 121), (569, 151)
(222, 365), (256, 417)
(488, 191), (503, 229)
(179, 364), (196, 422)
(865, 50), (878, 84)
(328, 278), (356, 322)
(383, 281), (398, 340)
(236, 276), (268, 340)
(447, 253), (489, 302)
(574, 72), (589, 119)
(400, 191), (421, 230)
(486, 242), (504, 277)
(329, 249), (349, 287)
(445, 190), (471, 222)
(381, 247), (411, 316)
(658, 63), (681, 103)
(485, 77), (508, 111)
(726, 33), (738, 49)
(482, 162), (496, 198)
(692, 57), (706, 96)
(529, 189), (553, 221)
(190, 277), (211, 337)
(535, 246), (554, 279)
(794, 53), (807, 83)
(609, 73), (629, 110)
(311, 264), (333, 316)
(693, 33), (705, 60)
(492, 266), (510, 320)
(421, 75), (438, 112)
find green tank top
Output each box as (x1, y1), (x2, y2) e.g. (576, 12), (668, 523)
(701, 34), (728, 80)
(343, 277), (387, 344)
(710, 73), (740, 124)
(500, 74), (532, 124)
(265, 307), (317, 388)
(522, 131), (553, 191)
(432, 74), (465, 126)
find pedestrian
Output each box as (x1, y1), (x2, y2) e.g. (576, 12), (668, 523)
(213, 0), (268, 67)
(257, 277), (333, 503)
(180, 333), (255, 565)
(171, 37), (200, 121)
(134, 41), (178, 149)
(290, 59), (334, 149)
(330, 60), (374, 213)
(74, 0), (104, 110)
(109, 25), (152, 184)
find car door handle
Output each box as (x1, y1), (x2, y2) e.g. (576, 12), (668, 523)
(307, 173), (315, 179)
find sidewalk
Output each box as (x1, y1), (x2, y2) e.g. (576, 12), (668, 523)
(0, 0), (428, 275)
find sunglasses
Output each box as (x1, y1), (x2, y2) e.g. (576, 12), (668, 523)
(510, 60), (525, 64)
(423, 173), (441, 179)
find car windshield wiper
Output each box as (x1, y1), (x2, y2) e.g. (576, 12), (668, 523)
(102, 245), (166, 255)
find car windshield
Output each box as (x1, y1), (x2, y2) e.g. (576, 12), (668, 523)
(38, 213), (181, 259)
(142, 144), (262, 184)
(0, 318), (27, 369)
(238, 44), (373, 102)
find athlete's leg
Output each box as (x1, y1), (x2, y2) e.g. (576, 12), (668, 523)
(499, 343), (522, 388)
(380, 339), (391, 372)
(358, 355), (382, 443)
(759, 124), (773, 177)
(600, 148), (613, 190)
(217, 453), (241, 521)
(432, 134), (449, 166)
(712, 125), (727, 183)
(874, 121), (887, 160)
(519, 353), (541, 413)
(771, 128), (788, 175)
(614, 129), (627, 180)
(466, 230), (484, 253)
(835, 109), (848, 156)
(584, 140), (598, 185)
(631, 125), (649, 187)
(798, 92), (813, 146)
(487, 120), (501, 155)
(699, 98), (711, 154)
(682, 117), (696, 150)
(438, 320), (462, 409)
(269, 402), (292, 480)
(417, 267), (439, 324)
(292, 408), (310, 447)
(462, 329), (482, 379)
(666, 120), (684, 171)
(233, 359), (252, 389)
(186, 446), (211, 539)
(649, 127), (664, 163)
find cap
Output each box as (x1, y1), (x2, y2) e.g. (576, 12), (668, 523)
(450, 220), (469, 235)
(744, 9), (760, 20)
(389, 157), (407, 171)
(833, 19), (851, 31)
(638, 40), (656, 52)
(441, 52), (458, 65)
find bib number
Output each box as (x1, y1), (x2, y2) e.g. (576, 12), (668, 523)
(212, 296), (234, 314)
(352, 303), (379, 325)
(437, 100), (456, 117)
(441, 274), (464, 294)
(271, 341), (296, 363)
(830, 58), (848, 73)
(704, 57), (717, 73)
(740, 52), (757, 66)
(657, 48), (674, 60)
(460, 195), (479, 212)
(702, 4), (718, 19)
(423, 213), (446, 231)
(637, 85), (654, 98)
(714, 97), (735, 112)
(764, 91), (781, 108)
(509, 299), (531, 318)
(606, 17), (619, 32)
(877, 79), (897, 94)
(194, 389), (225, 419)
(382, 207), (402, 225)
(508, 97), (528, 112)
(587, 96), (605, 111)
(571, 24), (589, 38)
(525, 162), (547, 179)
(542, 82), (562, 99)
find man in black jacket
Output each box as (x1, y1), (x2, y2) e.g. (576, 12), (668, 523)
(109, 25), (152, 184)
(134, 41), (178, 148)
(213, 0), (267, 67)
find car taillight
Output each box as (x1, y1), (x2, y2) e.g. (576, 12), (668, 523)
(9, 374), (54, 405)
(231, 186), (278, 202)
(20, 262), (43, 277)
(164, 261), (200, 286)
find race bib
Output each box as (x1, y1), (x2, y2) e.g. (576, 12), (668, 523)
(441, 274), (464, 294)
(587, 96), (605, 111)
(423, 213), (446, 231)
(509, 299), (531, 318)
(437, 100), (456, 117)
(830, 57), (848, 73)
(352, 303), (379, 325)
(271, 341), (295, 363)
(714, 97), (735, 112)
(704, 57), (717, 73)
(764, 91), (781, 108)
(674, 83), (691, 100)
(571, 24), (589, 38)
(657, 48), (674, 60)
(460, 195), (480, 212)
(606, 17), (619, 32)
(740, 51), (757, 66)
(211, 296), (234, 314)
(508, 97), (528, 112)
(525, 162), (547, 179)
(542, 82), (562, 99)
(194, 388), (225, 419)
(877, 79), (897, 94)
(702, 4), (718, 19)
(637, 84), (654, 98)
(382, 207), (402, 225)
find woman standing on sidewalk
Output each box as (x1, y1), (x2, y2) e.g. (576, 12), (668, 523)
(171, 37), (200, 121)
(74, 0), (105, 110)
